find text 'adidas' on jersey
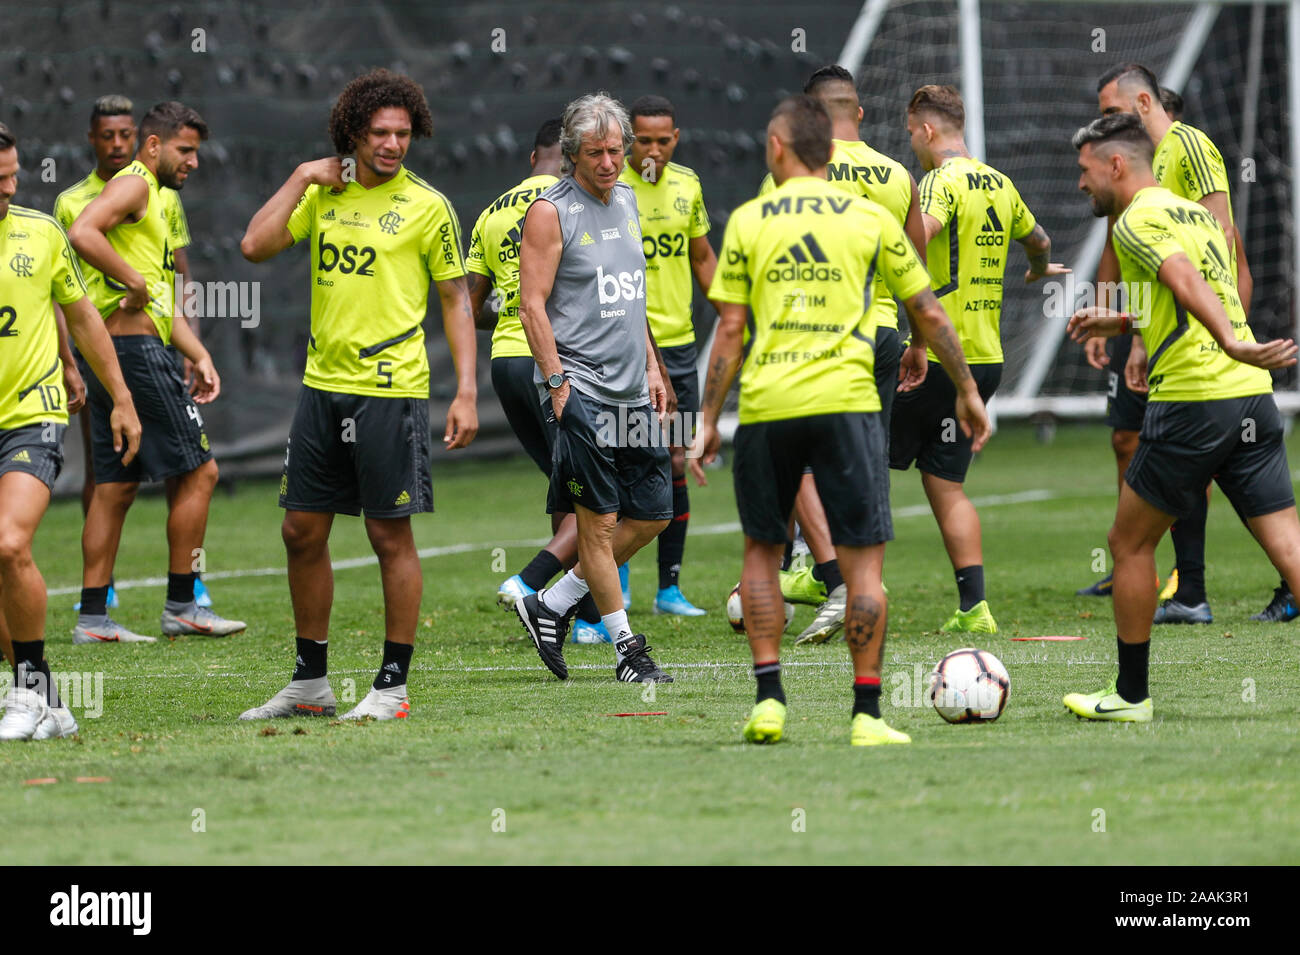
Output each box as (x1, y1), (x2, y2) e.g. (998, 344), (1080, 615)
(710, 176), (930, 424)
(287, 167), (465, 399)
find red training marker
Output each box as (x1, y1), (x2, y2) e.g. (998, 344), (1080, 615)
(75, 777), (111, 784)
(23, 778), (58, 786)
(603, 712), (668, 717)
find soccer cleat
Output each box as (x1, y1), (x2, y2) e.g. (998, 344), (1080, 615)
(1152, 599), (1212, 625)
(794, 583), (847, 645)
(1063, 679), (1153, 722)
(161, 603), (247, 637)
(1076, 572), (1114, 597)
(940, 600), (998, 634)
(572, 618), (611, 644)
(73, 617), (157, 644)
(32, 706), (79, 740)
(239, 677), (337, 719)
(0, 687), (51, 741)
(340, 684), (410, 721)
(613, 634), (673, 683)
(618, 563), (631, 609)
(1158, 567), (1179, 602)
(653, 585), (706, 616)
(193, 577), (213, 608)
(1251, 585), (1298, 622)
(850, 713), (911, 746)
(779, 564), (827, 606)
(742, 698), (787, 743)
(515, 592), (570, 679)
(496, 573), (535, 610)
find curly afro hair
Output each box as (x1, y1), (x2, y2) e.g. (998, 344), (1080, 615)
(328, 68), (434, 155)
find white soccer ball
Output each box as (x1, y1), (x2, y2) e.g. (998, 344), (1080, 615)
(928, 647), (1011, 723)
(726, 584), (795, 634)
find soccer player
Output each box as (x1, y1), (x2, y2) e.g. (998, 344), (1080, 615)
(757, 64), (931, 643)
(68, 101), (241, 644)
(469, 119), (608, 642)
(618, 94), (717, 617)
(513, 92), (674, 684)
(693, 95), (990, 745)
(1082, 64), (1284, 623)
(1066, 112), (1298, 720)
(0, 121), (141, 738)
(895, 85), (1064, 633)
(55, 94), (214, 615)
(238, 69), (478, 720)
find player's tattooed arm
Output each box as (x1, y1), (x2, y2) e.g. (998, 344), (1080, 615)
(241, 158), (344, 262)
(436, 275), (479, 449)
(904, 288), (991, 452)
(466, 272), (499, 330)
(1019, 224), (1068, 283)
(691, 302), (747, 467)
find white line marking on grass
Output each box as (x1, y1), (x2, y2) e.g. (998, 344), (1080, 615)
(47, 488), (1060, 597)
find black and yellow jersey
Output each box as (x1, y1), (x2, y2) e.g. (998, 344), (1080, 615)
(1153, 122), (1233, 215)
(466, 173), (558, 359)
(758, 139), (913, 331)
(1112, 186), (1268, 402)
(55, 168), (191, 338)
(0, 205), (89, 429)
(287, 166), (465, 398)
(710, 176), (930, 424)
(617, 160), (711, 347)
(917, 157), (1036, 364)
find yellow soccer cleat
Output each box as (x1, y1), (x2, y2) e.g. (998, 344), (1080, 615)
(850, 713), (911, 746)
(780, 565), (827, 606)
(742, 698), (787, 744)
(939, 599), (998, 634)
(1063, 680), (1153, 723)
(1158, 567), (1179, 602)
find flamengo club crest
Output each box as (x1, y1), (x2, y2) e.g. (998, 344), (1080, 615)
(9, 253), (33, 277)
(379, 210), (403, 235)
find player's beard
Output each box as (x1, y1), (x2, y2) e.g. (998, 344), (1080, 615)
(157, 159), (186, 191)
(1088, 189), (1115, 218)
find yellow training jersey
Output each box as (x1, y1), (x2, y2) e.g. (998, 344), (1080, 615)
(0, 206), (89, 429)
(1111, 186), (1268, 402)
(466, 173), (558, 359)
(710, 176), (931, 424)
(1153, 122), (1233, 215)
(287, 166), (465, 398)
(617, 160), (711, 348)
(758, 139), (913, 331)
(55, 168), (191, 338)
(917, 156), (1036, 364)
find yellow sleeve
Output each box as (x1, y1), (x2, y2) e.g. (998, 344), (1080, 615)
(1010, 184), (1037, 241)
(465, 208), (491, 278)
(877, 215), (930, 302)
(689, 179), (711, 238)
(425, 194), (467, 282)
(287, 187), (317, 244)
(917, 169), (954, 227)
(708, 212), (751, 305)
(1112, 208), (1182, 277)
(51, 223), (89, 305)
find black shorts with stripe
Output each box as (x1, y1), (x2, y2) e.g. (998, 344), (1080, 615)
(1126, 393), (1294, 521)
(280, 385), (433, 519)
(1106, 333), (1148, 432)
(889, 362), (1002, 483)
(735, 412), (892, 548)
(0, 423), (66, 491)
(80, 335), (212, 484)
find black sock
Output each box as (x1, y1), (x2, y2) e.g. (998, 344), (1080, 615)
(14, 641), (59, 708)
(657, 477), (689, 590)
(574, 592), (601, 625)
(955, 565), (985, 612)
(519, 549), (562, 592)
(812, 560), (844, 594)
(852, 677), (882, 718)
(292, 638), (328, 681)
(167, 572), (197, 605)
(374, 640), (413, 690)
(1115, 638), (1150, 703)
(79, 585), (109, 617)
(754, 661), (785, 705)
(781, 540), (794, 572)
(1171, 495), (1208, 604)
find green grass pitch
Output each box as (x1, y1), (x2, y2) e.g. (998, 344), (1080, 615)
(2, 422), (1297, 864)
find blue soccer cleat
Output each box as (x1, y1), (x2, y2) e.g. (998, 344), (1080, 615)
(654, 585), (706, 616)
(572, 619), (612, 644)
(497, 574), (536, 611)
(193, 577), (212, 608)
(618, 563), (631, 610)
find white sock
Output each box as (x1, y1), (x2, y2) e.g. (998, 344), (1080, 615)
(603, 610), (632, 662)
(540, 570), (589, 615)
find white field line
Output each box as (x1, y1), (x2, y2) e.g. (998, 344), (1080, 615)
(46, 488), (1059, 598)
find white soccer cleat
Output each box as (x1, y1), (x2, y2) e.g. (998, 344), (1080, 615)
(239, 677), (337, 720)
(73, 617), (157, 644)
(33, 706), (79, 739)
(161, 604), (247, 638)
(340, 684), (410, 721)
(0, 687), (51, 741)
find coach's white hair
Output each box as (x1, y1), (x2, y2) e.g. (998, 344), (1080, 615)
(559, 92), (632, 174)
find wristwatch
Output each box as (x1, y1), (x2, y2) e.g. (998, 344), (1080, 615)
(547, 372), (565, 390)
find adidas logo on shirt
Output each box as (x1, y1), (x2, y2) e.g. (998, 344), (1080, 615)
(768, 232), (841, 282)
(976, 205), (1005, 246)
(579, 232), (595, 246)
